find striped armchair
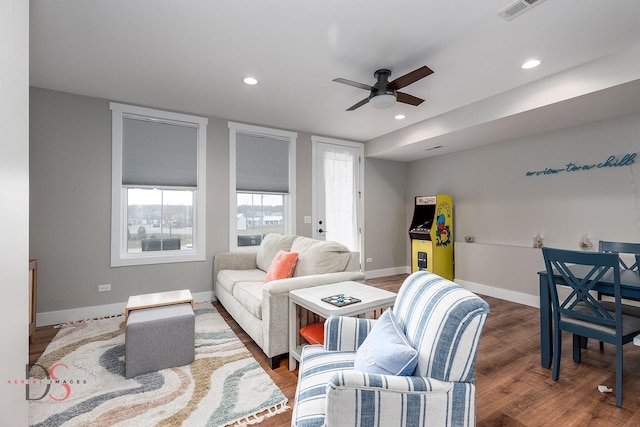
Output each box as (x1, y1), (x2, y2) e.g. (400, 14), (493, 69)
(291, 271), (490, 427)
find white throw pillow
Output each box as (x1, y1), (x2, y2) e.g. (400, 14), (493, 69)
(291, 237), (351, 276)
(256, 233), (297, 272)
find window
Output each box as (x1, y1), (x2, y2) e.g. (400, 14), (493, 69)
(110, 103), (207, 266)
(237, 193), (285, 246)
(229, 122), (296, 249)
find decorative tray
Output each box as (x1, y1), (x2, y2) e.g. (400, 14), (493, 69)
(321, 294), (361, 307)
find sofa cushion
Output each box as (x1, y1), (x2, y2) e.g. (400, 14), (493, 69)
(217, 269), (267, 294)
(232, 281), (264, 320)
(291, 236), (351, 276)
(256, 233), (297, 272)
(265, 250), (299, 282)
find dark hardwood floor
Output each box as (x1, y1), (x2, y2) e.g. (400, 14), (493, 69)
(30, 274), (640, 426)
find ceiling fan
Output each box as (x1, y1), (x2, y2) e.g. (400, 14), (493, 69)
(333, 65), (434, 111)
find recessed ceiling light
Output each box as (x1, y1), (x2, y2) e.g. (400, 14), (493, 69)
(243, 77), (259, 85)
(395, 114), (406, 120)
(521, 59), (541, 70)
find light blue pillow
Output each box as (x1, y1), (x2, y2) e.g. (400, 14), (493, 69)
(354, 308), (418, 376)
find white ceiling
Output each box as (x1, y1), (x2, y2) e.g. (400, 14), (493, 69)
(30, 0), (640, 161)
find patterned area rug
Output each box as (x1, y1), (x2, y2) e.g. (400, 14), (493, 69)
(29, 302), (288, 426)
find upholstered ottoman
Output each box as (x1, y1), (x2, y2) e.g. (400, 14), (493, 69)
(125, 303), (195, 378)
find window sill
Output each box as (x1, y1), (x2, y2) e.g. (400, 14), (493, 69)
(111, 251), (206, 267)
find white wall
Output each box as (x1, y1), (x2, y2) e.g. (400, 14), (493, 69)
(407, 112), (640, 299)
(0, 0), (29, 422)
(455, 242), (545, 307)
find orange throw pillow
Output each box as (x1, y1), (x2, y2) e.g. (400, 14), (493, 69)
(300, 321), (325, 345)
(265, 250), (299, 282)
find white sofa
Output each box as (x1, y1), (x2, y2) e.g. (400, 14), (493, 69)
(214, 233), (365, 368)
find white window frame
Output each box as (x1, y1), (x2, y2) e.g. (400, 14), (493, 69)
(228, 122), (296, 251)
(110, 102), (207, 266)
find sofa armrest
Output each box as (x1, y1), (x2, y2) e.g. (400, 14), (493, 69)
(324, 371), (474, 427)
(328, 370), (455, 393)
(262, 271), (366, 296)
(213, 251), (258, 280)
(260, 270), (366, 358)
(324, 315), (376, 351)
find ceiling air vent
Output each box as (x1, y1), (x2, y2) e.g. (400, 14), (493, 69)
(498, 0), (546, 21)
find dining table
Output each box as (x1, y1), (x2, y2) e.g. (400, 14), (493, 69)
(538, 265), (640, 369)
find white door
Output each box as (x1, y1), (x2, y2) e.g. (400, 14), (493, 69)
(312, 137), (363, 254)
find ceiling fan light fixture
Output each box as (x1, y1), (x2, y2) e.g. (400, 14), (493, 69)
(369, 94), (396, 109)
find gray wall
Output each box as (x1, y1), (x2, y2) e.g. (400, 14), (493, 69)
(407, 112), (640, 296)
(30, 87), (406, 315)
(30, 88), (231, 314)
(364, 158), (408, 272)
(34, 85), (634, 313)
(294, 132), (314, 237)
(0, 0), (29, 420)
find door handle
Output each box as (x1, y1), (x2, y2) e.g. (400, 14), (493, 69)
(318, 229), (327, 234)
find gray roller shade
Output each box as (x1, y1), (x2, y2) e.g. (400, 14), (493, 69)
(122, 116), (198, 187)
(236, 133), (289, 193)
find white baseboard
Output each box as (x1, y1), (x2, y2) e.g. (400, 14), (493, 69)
(37, 291), (215, 326)
(454, 279), (539, 308)
(37, 276), (538, 326)
(366, 265), (539, 308)
(367, 265), (540, 308)
(365, 266), (411, 279)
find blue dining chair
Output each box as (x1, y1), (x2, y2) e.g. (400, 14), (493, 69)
(599, 240), (640, 271)
(596, 241), (640, 350)
(542, 247), (640, 407)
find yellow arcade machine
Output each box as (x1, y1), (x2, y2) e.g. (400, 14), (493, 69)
(409, 195), (454, 280)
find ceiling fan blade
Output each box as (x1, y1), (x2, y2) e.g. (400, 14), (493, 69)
(346, 97), (370, 111)
(388, 66), (434, 90)
(397, 92), (425, 106)
(333, 78), (373, 91)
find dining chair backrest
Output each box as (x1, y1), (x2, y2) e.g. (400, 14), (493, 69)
(599, 240), (640, 271)
(542, 247), (622, 329)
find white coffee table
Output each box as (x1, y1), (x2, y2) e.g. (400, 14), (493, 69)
(288, 281), (397, 371)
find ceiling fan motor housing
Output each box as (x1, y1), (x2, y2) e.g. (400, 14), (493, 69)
(371, 69), (397, 98)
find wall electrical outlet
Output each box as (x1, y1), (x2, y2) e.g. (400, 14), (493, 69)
(366, 257), (373, 263)
(98, 284), (111, 292)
